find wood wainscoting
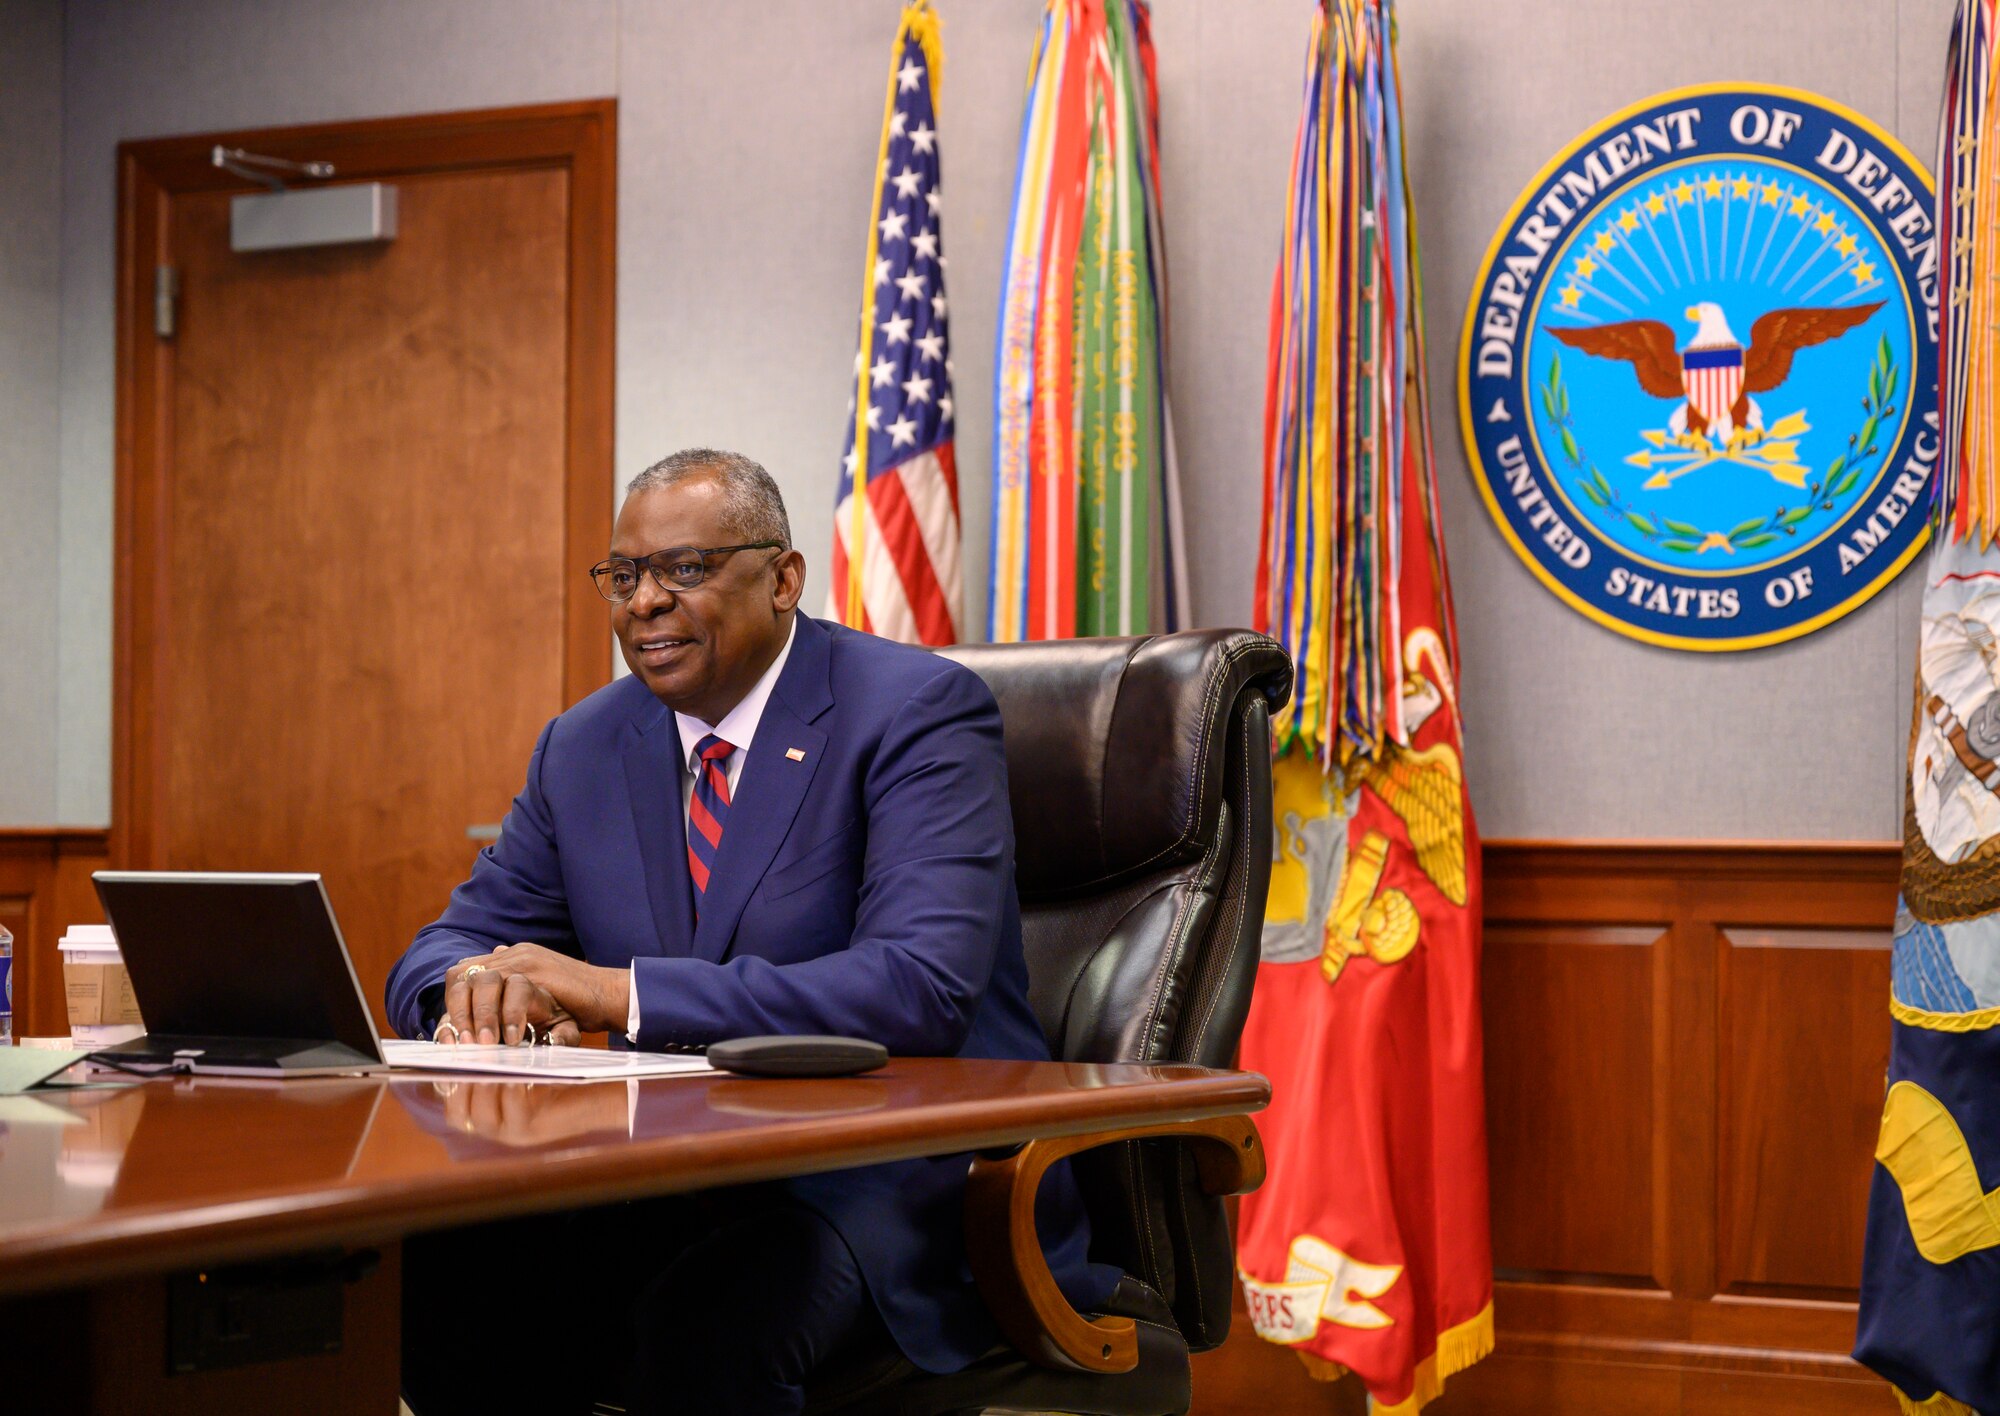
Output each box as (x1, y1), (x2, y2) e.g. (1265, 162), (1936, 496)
(0, 830), (112, 1041)
(1192, 838), (1901, 1416)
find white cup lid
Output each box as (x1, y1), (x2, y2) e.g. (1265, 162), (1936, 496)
(58, 924), (120, 954)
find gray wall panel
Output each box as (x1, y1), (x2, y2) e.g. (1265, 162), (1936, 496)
(615, 0), (1045, 640)
(1148, 0), (1302, 637)
(26, 0), (1961, 840)
(1397, 0), (1931, 839)
(1898, 0), (1959, 840)
(0, 0), (64, 824)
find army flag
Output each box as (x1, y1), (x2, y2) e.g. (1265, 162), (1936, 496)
(988, 0), (1189, 641)
(1854, 4), (2000, 1411)
(1235, 2), (1493, 1410)
(830, 0), (963, 646)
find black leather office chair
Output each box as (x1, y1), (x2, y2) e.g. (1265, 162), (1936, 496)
(807, 628), (1293, 1416)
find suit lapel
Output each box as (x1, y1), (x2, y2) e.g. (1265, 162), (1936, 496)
(623, 707), (696, 958)
(689, 615), (838, 964)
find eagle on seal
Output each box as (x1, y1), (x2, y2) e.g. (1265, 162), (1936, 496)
(1550, 300), (1883, 445)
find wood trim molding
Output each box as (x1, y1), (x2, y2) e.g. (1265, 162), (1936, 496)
(1483, 838), (1901, 881)
(111, 100), (617, 870)
(0, 830), (112, 1039)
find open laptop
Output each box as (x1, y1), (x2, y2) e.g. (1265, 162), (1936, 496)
(88, 872), (387, 1076)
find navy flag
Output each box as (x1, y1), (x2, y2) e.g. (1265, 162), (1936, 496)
(1856, 5), (2000, 1413)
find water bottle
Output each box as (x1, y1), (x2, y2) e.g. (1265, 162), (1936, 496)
(0, 922), (12, 1045)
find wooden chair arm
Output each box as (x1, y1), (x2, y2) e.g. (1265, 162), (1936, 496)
(962, 1112), (1266, 1375)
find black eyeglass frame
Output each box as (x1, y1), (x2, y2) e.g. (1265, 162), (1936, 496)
(588, 541), (786, 602)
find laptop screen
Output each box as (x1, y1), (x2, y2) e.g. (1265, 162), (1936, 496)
(91, 873), (384, 1062)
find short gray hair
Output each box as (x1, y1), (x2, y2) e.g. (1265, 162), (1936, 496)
(626, 448), (791, 549)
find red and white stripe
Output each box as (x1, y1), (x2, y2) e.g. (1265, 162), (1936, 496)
(827, 446), (963, 646)
(1683, 361), (1745, 428)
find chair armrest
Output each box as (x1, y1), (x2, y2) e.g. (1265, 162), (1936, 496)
(963, 1112), (1266, 1375)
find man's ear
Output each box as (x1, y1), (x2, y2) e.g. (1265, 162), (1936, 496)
(772, 548), (807, 613)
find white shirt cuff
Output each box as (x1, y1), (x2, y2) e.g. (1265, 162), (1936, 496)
(626, 961), (641, 1045)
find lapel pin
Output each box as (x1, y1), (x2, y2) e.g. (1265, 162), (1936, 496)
(786, 747), (807, 762)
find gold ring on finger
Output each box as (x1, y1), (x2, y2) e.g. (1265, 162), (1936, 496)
(464, 964), (488, 977)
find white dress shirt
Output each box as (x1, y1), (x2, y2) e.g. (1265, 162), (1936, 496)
(627, 617), (796, 1042)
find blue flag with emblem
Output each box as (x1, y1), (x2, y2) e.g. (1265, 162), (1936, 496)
(1854, 4), (2000, 1412)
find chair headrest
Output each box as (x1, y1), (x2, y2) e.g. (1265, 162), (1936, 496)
(940, 630), (1292, 898)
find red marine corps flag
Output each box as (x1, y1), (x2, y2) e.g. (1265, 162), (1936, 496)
(830, 0), (963, 644)
(1236, 1), (1493, 1410)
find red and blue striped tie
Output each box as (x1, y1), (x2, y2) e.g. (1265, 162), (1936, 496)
(687, 734), (735, 905)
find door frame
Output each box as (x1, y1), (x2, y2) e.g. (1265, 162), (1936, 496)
(113, 99), (616, 868)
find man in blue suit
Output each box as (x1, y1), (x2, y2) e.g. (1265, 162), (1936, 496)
(390, 449), (1110, 1416)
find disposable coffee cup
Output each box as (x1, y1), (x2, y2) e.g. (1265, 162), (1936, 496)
(59, 925), (144, 1047)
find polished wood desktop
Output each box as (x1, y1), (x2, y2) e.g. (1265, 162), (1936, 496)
(0, 1058), (1268, 1414)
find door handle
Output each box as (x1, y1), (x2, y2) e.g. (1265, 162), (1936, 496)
(466, 824), (502, 841)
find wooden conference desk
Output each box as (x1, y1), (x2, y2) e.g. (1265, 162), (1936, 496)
(0, 1057), (1267, 1414)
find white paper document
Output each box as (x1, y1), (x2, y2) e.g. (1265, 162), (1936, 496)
(381, 1039), (715, 1081)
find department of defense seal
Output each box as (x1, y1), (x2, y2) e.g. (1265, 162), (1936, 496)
(1458, 84), (1939, 650)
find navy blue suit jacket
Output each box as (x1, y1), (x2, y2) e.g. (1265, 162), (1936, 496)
(386, 614), (1112, 1370)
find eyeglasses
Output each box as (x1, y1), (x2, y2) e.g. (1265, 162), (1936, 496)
(588, 542), (784, 602)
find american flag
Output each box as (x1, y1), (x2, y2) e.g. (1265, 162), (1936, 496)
(829, 8), (962, 646)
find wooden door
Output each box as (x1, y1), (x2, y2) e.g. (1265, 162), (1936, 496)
(115, 104), (614, 1031)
